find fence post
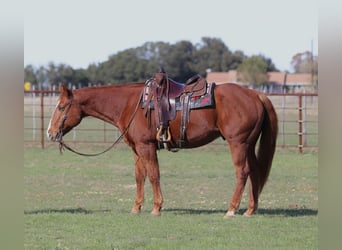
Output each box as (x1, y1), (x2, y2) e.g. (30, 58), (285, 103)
(281, 93), (286, 147)
(298, 95), (303, 153)
(40, 91), (45, 149)
(303, 91), (307, 146)
(32, 86), (36, 140)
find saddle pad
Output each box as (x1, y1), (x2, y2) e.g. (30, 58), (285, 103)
(142, 82), (215, 110)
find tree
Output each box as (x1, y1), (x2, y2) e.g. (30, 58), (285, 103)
(291, 51), (318, 75)
(229, 50), (247, 70)
(24, 65), (38, 87)
(87, 63), (104, 85)
(195, 37), (233, 74)
(57, 64), (74, 85)
(24, 37), (281, 87)
(258, 54), (278, 72)
(163, 41), (197, 81)
(237, 56), (268, 87)
(137, 41), (176, 77)
(35, 66), (48, 89)
(74, 69), (90, 87)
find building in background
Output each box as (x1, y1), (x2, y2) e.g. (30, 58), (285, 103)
(206, 70), (316, 93)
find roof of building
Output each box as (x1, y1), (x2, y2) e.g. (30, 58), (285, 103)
(267, 72), (286, 84)
(286, 73), (313, 85)
(206, 71), (237, 84)
(206, 70), (313, 86)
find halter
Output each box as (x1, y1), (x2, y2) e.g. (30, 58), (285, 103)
(55, 99), (73, 142)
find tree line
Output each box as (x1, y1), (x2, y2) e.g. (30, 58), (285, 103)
(24, 37), (317, 89)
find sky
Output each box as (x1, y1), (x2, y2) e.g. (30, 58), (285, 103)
(24, 0), (318, 72)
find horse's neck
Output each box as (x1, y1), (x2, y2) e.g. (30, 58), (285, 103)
(76, 85), (142, 127)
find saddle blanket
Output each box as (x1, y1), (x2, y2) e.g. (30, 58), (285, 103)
(142, 82), (215, 110)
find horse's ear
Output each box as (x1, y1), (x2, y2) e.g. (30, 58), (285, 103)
(59, 84), (73, 98)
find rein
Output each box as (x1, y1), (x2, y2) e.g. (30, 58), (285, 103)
(58, 89), (143, 157)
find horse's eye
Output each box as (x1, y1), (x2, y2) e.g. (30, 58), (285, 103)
(58, 106), (65, 111)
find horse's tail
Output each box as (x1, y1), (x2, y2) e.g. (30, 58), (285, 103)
(257, 93), (278, 193)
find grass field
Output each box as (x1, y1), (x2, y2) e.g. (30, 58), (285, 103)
(24, 145), (318, 249)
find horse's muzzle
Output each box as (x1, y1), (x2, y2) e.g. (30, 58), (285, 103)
(47, 130), (63, 142)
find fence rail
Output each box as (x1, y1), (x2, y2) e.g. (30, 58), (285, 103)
(24, 90), (318, 153)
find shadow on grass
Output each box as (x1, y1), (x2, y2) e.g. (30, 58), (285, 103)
(163, 208), (318, 217)
(256, 208), (318, 217)
(24, 207), (111, 215)
(24, 207), (318, 217)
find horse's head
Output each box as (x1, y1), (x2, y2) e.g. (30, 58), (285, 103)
(47, 85), (82, 141)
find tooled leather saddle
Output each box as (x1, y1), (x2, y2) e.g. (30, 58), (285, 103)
(142, 70), (215, 148)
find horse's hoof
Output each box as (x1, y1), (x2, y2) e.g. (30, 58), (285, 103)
(130, 208), (141, 215)
(223, 210), (235, 218)
(150, 210), (161, 216)
(243, 208), (255, 217)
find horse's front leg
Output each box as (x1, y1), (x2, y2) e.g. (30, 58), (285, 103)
(135, 143), (163, 216)
(131, 153), (146, 214)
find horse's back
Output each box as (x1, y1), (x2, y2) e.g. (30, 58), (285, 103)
(214, 82), (259, 98)
(214, 83), (263, 111)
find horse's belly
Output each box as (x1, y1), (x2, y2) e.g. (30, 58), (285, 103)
(170, 109), (220, 148)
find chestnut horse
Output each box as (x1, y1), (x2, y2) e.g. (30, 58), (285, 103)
(47, 82), (277, 217)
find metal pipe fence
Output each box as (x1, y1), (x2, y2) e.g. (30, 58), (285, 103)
(24, 90), (318, 153)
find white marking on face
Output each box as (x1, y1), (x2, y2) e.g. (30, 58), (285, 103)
(47, 100), (60, 138)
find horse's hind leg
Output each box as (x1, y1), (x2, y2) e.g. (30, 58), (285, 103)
(224, 142), (261, 217)
(224, 142), (250, 218)
(244, 147), (260, 216)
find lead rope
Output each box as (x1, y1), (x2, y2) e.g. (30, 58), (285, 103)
(58, 90), (143, 157)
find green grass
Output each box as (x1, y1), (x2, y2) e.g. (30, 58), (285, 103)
(24, 145), (318, 249)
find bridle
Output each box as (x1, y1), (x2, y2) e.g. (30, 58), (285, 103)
(55, 99), (73, 142)
(56, 90), (143, 157)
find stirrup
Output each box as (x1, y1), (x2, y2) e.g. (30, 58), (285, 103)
(156, 126), (171, 143)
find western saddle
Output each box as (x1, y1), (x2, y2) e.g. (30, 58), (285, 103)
(143, 70), (208, 148)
